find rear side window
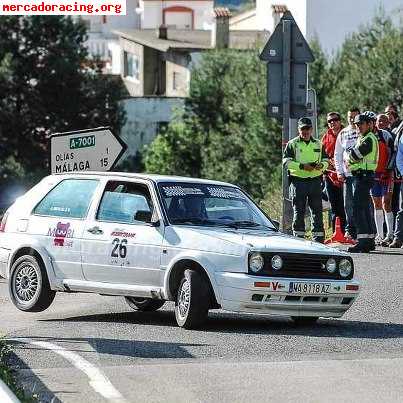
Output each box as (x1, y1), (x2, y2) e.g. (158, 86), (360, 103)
(33, 179), (98, 219)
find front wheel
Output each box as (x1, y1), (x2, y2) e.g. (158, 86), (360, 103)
(125, 297), (165, 312)
(175, 269), (210, 329)
(9, 255), (56, 312)
(291, 316), (319, 326)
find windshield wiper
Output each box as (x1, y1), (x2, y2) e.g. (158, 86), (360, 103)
(225, 221), (275, 230)
(172, 218), (226, 227)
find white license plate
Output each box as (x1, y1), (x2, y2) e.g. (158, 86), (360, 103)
(289, 282), (330, 294)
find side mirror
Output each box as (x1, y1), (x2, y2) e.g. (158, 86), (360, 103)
(135, 210), (152, 223)
(272, 220), (280, 230)
(135, 210), (160, 227)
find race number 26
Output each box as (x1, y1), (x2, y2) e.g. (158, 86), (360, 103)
(111, 238), (127, 258)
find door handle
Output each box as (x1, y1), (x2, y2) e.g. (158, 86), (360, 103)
(87, 226), (103, 235)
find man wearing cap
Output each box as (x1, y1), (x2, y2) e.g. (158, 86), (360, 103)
(283, 117), (329, 243)
(347, 113), (379, 253)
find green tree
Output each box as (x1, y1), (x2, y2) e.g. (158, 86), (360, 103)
(319, 14), (402, 117)
(308, 37), (330, 116)
(144, 49), (282, 200)
(0, 16), (126, 183)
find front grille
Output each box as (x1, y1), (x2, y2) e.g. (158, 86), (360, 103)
(250, 253), (354, 280)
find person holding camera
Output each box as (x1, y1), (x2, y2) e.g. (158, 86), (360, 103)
(283, 117), (329, 243)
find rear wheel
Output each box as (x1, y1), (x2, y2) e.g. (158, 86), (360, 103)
(291, 316), (319, 325)
(125, 297), (165, 312)
(9, 255), (55, 312)
(175, 269), (210, 329)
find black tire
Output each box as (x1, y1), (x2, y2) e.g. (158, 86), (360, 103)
(125, 297), (165, 312)
(9, 255), (56, 312)
(291, 316), (319, 325)
(175, 269), (210, 329)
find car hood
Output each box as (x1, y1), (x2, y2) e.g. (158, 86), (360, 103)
(181, 227), (343, 255)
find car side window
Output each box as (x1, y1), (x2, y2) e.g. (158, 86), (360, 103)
(33, 179), (99, 219)
(97, 181), (154, 225)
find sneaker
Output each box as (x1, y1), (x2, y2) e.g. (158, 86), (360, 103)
(375, 236), (383, 246)
(380, 237), (393, 247)
(389, 239), (403, 248)
(368, 239), (376, 251)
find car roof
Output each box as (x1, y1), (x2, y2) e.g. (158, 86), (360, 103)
(50, 171), (236, 187)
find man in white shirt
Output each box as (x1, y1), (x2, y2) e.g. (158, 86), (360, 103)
(334, 107), (360, 239)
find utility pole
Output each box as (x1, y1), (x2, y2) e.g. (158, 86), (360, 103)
(260, 11), (315, 232)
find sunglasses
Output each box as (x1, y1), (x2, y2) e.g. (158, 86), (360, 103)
(327, 118), (340, 123)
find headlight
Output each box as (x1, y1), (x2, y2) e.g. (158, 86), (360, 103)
(249, 252), (264, 273)
(326, 258), (337, 273)
(271, 255), (283, 271)
(339, 259), (352, 278)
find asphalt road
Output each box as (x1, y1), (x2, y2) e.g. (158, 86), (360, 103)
(1, 247), (403, 403)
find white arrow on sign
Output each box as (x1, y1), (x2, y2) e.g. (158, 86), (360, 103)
(50, 127), (127, 174)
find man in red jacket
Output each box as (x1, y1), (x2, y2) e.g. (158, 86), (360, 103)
(321, 112), (346, 233)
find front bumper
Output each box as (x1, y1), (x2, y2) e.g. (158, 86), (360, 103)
(0, 247), (10, 279)
(216, 272), (359, 318)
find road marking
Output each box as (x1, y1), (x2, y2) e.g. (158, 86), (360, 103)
(9, 338), (127, 403)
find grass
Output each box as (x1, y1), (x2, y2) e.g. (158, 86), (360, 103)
(0, 337), (37, 402)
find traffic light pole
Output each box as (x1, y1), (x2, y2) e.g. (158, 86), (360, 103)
(281, 19), (292, 233)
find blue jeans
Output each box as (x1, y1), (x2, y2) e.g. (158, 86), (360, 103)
(344, 177), (356, 238)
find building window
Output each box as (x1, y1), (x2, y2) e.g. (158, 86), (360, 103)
(124, 51), (140, 81)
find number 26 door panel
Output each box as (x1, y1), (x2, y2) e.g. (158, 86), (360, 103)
(81, 219), (164, 286)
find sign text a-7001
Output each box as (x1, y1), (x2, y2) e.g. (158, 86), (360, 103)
(69, 135), (96, 150)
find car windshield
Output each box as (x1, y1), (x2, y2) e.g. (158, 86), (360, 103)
(157, 182), (276, 230)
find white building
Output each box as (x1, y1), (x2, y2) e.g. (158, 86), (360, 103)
(81, 0), (216, 73)
(137, 0), (214, 30)
(232, 0), (403, 55)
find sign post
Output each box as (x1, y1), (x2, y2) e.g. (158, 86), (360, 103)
(260, 11), (315, 232)
(50, 127), (127, 174)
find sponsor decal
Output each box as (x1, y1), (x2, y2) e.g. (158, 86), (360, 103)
(110, 231), (136, 238)
(48, 222), (74, 247)
(270, 281), (284, 291)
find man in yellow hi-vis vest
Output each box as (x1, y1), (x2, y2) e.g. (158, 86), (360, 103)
(347, 112), (379, 253)
(283, 117), (329, 243)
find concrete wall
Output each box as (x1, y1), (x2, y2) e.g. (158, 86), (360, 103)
(139, 0), (215, 30)
(119, 97), (186, 161)
(229, 10), (257, 30)
(120, 38), (144, 97)
(165, 52), (191, 97)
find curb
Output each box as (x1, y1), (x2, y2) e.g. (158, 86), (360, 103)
(0, 378), (20, 403)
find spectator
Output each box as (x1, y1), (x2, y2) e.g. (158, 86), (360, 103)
(334, 107), (360, 240)
(385, 104), (402, 131)
(385, 105), (403, 230)
(347, 112), (378, 253)
(372, 114), (395, 245)
(283, 117), (329, 243)
(321, 112), (346, 233)
(389, 132), (403, 248)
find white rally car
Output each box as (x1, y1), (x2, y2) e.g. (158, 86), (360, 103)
(0, 172), (359, 328)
